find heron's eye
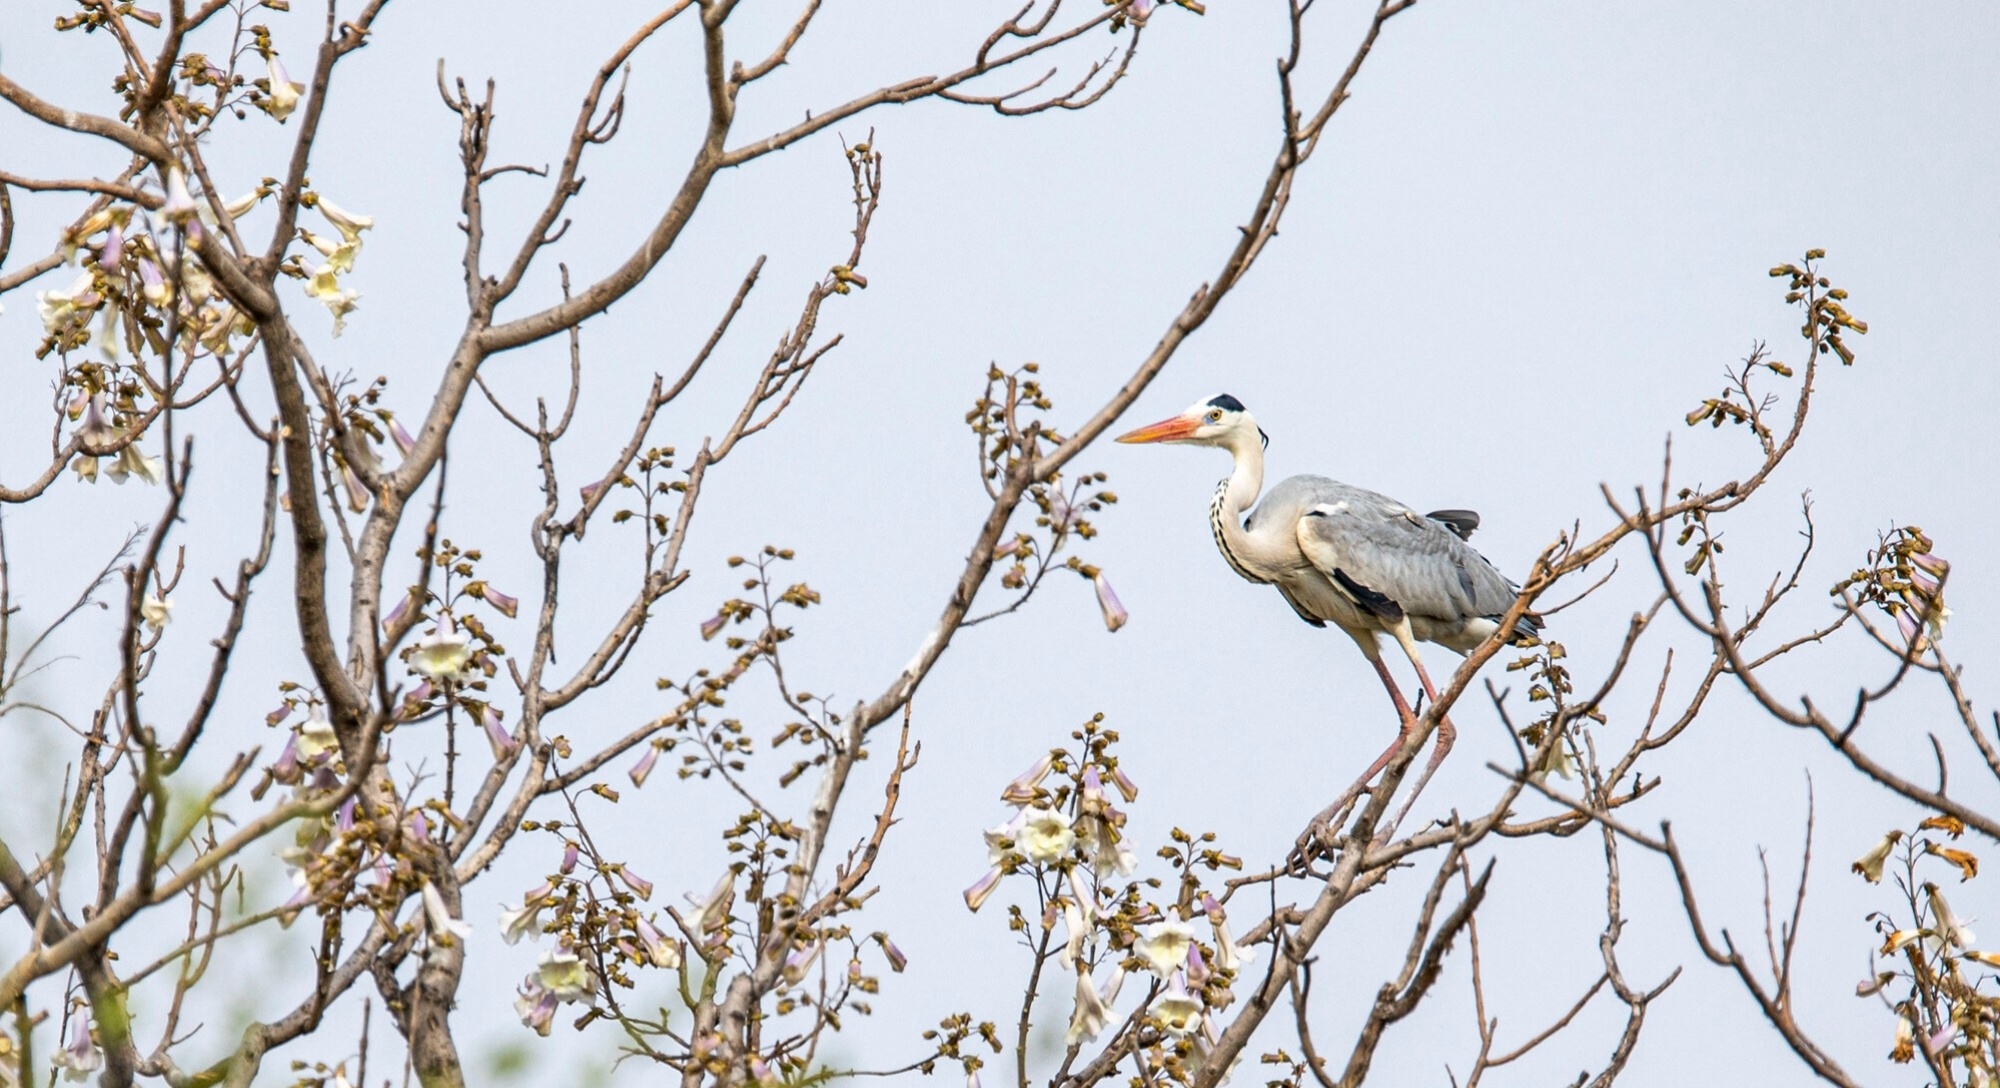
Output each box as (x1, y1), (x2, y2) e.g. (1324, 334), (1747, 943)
(1207, 410), (1223, 423)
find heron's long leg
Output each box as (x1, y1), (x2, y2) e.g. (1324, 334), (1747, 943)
(1296, 654), (1419, 861)
(1387, 628), (1455, 831)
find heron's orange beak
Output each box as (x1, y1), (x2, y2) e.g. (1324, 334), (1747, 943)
(1114, 414), (1198, 444)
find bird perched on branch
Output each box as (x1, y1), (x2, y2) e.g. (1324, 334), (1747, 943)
(1116, 393), (1539, 838)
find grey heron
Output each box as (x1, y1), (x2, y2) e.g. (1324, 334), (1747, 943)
(1116, 393), (1539, 836)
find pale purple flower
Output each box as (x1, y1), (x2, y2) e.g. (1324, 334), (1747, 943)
(617, 865), (654, 901)
(994, 536), (1022, 559)
(481, 585), (519, 619)
(53, 1015), (101, 1082)
(700, 611), (727, 641)
(381, 591), (411, 631)
(266, 703), (293, 727)
(99, 224), (125, 268)
(1152, 973), (1202, 1035)
(514, 978), (558, 1036)
(482, 704), (518, 760)
(875, 932), (907, 973)
(689, 869), (736, 932)
(1127, 0), (1155, 22)
(161, 166), (199, 223)
(389, 413), (418, 455)
(341, 464), (368, 512)
(1093, 573), (1128, 632)
(271, 733), (302, 784)
(409, 811), (432, 844)
(629, 742), (660, 786)
(1109, 764), (1139, 803)
(264, 54), (303, 120)
(560, 841), (579, 875)
(1000, 753), (1053, 805)
(637, 916), (682, 968)
(499, 889), (547, 945)
(963, 866), (1003, 913)
(421, 880), (472, 945)
(138, 257), (171, 307)
(76, 393), (118, 451)
(750, 1058), (777, 1086)
(1186, 944), (1210, 988)
(1913, 552), (1950, 579)
(781, 940), (822, 986)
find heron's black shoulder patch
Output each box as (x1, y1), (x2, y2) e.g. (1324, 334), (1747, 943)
(1330, 569), (1405, 624)
(1206, 393), (1247, 412)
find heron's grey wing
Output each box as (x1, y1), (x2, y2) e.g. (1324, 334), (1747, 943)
(1293, 487), (1521, 627)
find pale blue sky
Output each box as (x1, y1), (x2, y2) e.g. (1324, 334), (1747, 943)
(3, 2), (1997, 1084)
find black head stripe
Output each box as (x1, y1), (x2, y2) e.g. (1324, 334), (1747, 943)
(1258, 427), (1269, 450)
(1206, 393), (1247, 412)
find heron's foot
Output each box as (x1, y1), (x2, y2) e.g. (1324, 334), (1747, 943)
(1289, 786), (1369, 871)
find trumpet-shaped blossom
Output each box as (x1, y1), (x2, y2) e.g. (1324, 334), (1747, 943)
(482, 704), (518, 760)
(300, 228), (358, 274)
(1928, 884), (1977, 951)
(781, 940), (822, 986)
(984, 810), (1027, 864)
(963, 866), (1003, 913)
(535, 941), (596, 1002)
(422, 881), (472, 946)
(1000, 753), (1054, 805)
(1093, 573), (1128, 632)
(316, 197), (375, 244)
(688, 870), (735, 933)
(1137, 918), (1195, 978)
(499, 883), (552, 945)
(139, 592), (173, 630)
(699, 611), (727, 640)
(514, 979), (559, 1037)
(475, 582), (519, 619)
(38, 272), (99, 334)
(388, 412), (418, 455)
(616, 865), (654, 901)
(637, 916), (682, 969)
(223, 190), (265, 221)
(106, 440), (164, 486)
(1065, 968), (1113, 1046)
(264, 54), (303, 120)
(876, 933), (908, 973)
(99, 224), (125, 268)
(1017, 805), (1075, 863)
(411, 618), (474, 682)
(1852, 831), (1901, 883)
(161, 166), (199, 223)
(381, 591), (411, 631)
(1059, 897), (1087, 969)
(629, 742), (660, 786)
(1205, 893), (1255, 975)
(1152, 973), (1203, 1035)
(1891, 1009), (1916, 1063)
(297, 710), (340, 768)
(53, 1016), (101, 1082)
(302, 261), (359, 336)
(1109, 764), (1139, 803)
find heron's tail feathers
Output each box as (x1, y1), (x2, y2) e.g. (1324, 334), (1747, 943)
(1505, 608), (1545, 647)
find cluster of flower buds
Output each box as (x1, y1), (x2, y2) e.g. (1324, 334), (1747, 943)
(963, 720), (1250, 1078)
(1835, 527), (1951, 654)
(1853, 814), (2000, 1078)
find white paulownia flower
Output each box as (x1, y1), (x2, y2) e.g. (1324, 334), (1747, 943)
(1852, 831), (1901, 884)
(1136, 918), (1195, 978)
(140, 592), (174, 630)
(1017, 805), (1075, 863)
(265, 54), (303, 120)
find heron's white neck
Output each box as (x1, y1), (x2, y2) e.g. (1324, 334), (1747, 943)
(1207, 429), (1267, 583)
